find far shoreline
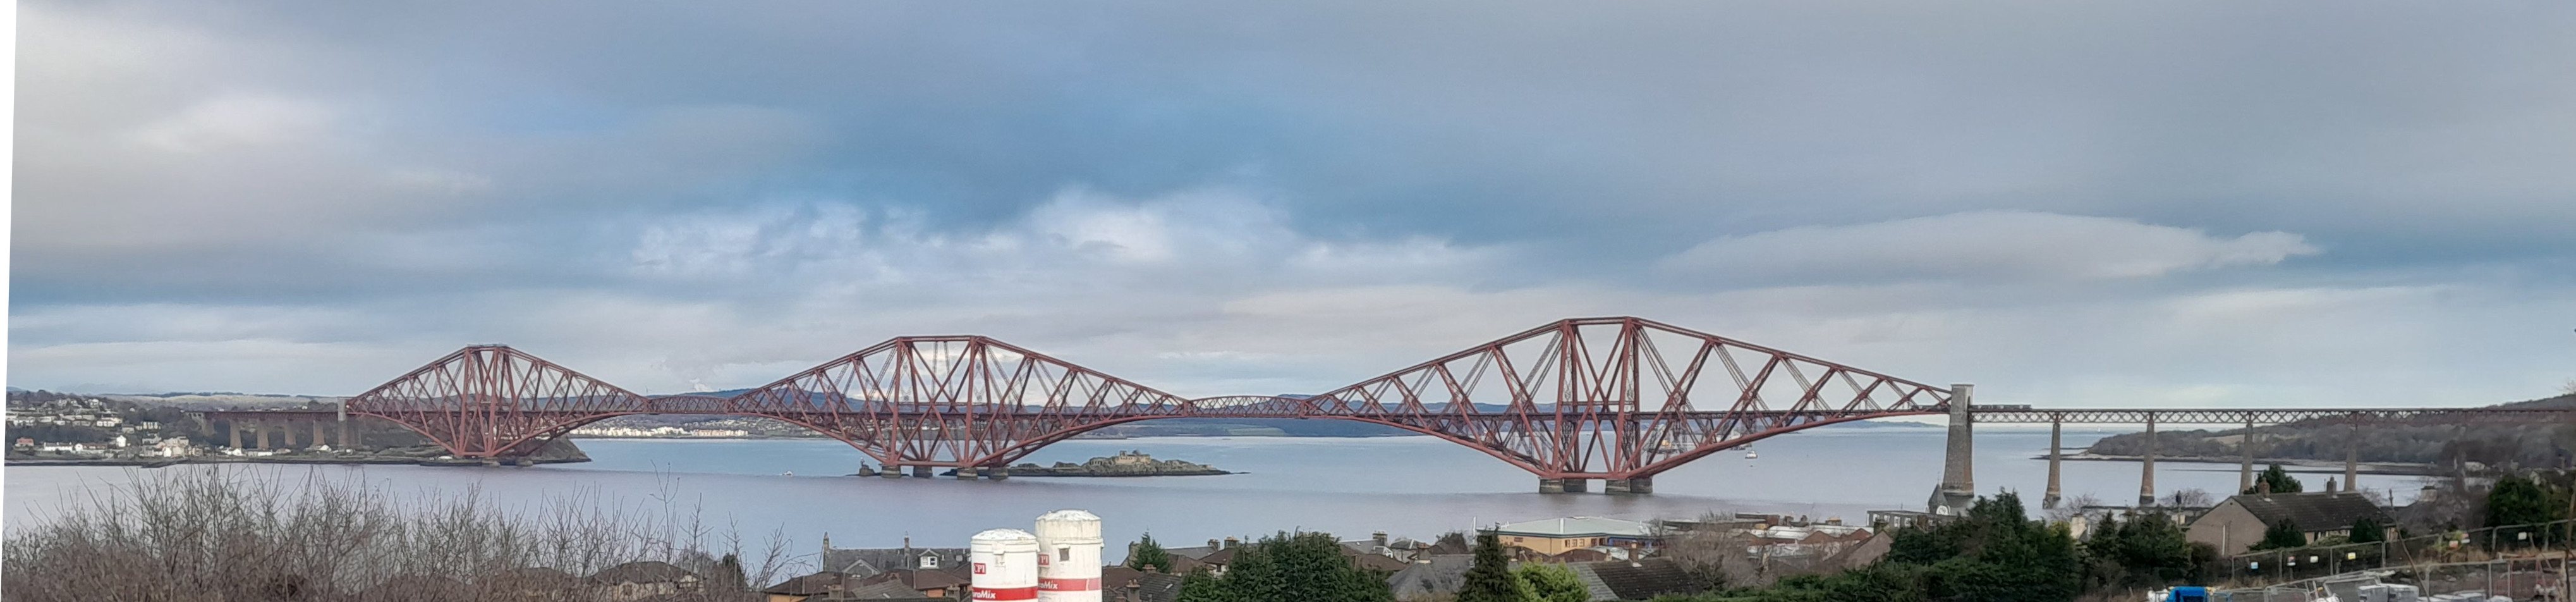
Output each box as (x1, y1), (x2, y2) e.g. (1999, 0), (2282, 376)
(2041, 450), (2441, 476)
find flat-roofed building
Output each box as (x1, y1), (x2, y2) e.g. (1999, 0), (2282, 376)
(1491, 517), (1655, 556)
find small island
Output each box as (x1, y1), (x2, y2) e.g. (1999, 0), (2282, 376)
(1004, 450), (1232, 477)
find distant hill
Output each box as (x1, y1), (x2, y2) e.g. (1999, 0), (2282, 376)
(2083, 393), (2576, 468)
(101, 393), (347, 410)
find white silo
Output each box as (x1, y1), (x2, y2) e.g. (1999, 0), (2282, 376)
(970, 528), (1041, 601)
(1033, 509), (1104, 602)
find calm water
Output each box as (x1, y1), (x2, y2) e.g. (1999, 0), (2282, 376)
(3, 424), (2427, 570)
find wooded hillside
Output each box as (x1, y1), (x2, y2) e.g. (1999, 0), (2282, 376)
(2082, 394), (2576, 468)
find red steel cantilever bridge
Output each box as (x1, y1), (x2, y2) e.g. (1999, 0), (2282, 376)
(318, 316), (2572, 496)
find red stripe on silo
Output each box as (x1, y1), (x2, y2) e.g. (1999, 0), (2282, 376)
(1040, 577), (1102, 591)
(973, 586), (1040, 600)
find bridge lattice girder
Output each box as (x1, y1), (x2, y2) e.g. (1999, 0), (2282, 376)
(344, 345), (655, 458)
(341, 317), (1951, 478)
(346, 317), (1958, 477)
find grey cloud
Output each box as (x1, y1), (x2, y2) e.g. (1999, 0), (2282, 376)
(1659, 211), (2319, 285)
(11, 1), (2576, 407)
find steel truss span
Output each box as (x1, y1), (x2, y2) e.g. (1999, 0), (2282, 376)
(330, 316), (2562, 481)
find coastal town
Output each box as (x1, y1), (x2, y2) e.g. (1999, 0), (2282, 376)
(88, 478), (2494, 602)
(577, 475), (2527, 601)
(6, 392), (198, 460)
(15, 391), (2576, 599)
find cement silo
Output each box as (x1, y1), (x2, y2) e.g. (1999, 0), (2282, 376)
(1033, 509), (1103, 602)
(970, 528), (1040, 601)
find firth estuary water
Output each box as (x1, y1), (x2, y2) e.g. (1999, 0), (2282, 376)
(4, 425), (2428, 570)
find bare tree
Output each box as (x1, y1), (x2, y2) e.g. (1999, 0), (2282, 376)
(2045, 494), (2103, 524)
(1658, 512), (1747, 589)
(3, 466), (794, 602)
(2163, 488), (2215, 508)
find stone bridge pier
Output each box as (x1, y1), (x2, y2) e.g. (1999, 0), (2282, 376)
(212, 407), (355, 451)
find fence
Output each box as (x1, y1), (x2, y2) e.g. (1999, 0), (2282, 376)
(2210, 558), (2570, 601)
(2208, 519), (2576, 594)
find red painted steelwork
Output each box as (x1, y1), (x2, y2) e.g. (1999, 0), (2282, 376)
(344, 317), (1967, 480)
(343, 345), (655, 458)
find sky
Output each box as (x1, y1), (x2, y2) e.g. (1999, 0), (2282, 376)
(10, 1), (2575, 408)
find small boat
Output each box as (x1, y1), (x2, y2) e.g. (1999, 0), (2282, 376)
(782, 471), (794, 477)
(1744, 449), (1759, 460)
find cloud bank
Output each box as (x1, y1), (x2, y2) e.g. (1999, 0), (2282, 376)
(11, 1), (2575, 409)
(1662, 211), (2320, 285)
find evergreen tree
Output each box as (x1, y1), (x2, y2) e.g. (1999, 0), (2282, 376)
(1179, 567), (1235, 602)
(1128, 534), (1176, 573)
(2347, 517), (2386, 544)
(2484, 474), (2560, 528)
(1455, 531), (1529, 602)
(1668, 493), (2090, 602)
(2252, 519), (2307, 551)
(1174, 532), (1394, 602)
(2244, 464), (2305, 494)
(2484, 474), (2564, 545)
(2083, 512), (2199, 589)
(1514, 563), (1586, 602)
(1883, 492), (2084, 601)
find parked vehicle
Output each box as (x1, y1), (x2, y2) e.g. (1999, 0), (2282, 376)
(2150, 586), (2211, 602)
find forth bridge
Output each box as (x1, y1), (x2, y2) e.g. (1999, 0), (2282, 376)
(199, 316), (2573, 515)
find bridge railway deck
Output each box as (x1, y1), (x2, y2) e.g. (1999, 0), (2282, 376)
(186, 316), (2576, 493)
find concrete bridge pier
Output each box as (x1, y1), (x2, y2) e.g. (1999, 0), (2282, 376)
(954, 467), (980, 480)
(310, 421), (327, 449)
(909, 465), (933, 479)
(1926, 384), (1976, 515)
(2343, 422), (2360, 493)
(1603, 477), (1653, 494)
(2239, 417), (2256, 494)
(229, 421), (245, 449)
(1562, 478), (1589, 493)
(987, 466), (1009, 481)
(2138, 413), (2158, 507)
(2043, 417), (2062, 509)
(880, 464), (903, 478)
(1538, 478), (1565, 494)
(256, 422), (272, 450)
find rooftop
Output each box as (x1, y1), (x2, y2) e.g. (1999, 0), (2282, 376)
(2220, 491), (2390, 532)
(1572, 558), (1706, 601)
(1493, 517), (1653, 538)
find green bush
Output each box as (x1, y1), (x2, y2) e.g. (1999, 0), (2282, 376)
(1176, 531), (1394, 602)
